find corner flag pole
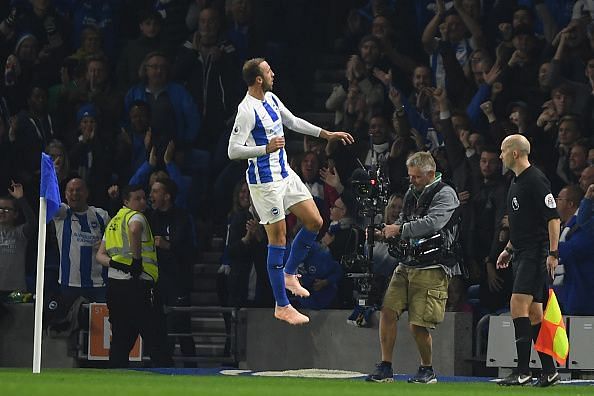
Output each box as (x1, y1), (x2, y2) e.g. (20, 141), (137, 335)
(33, 196), (47, 374)
(34, 153), (60, 374)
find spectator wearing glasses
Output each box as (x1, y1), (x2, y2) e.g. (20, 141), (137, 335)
(292, 195), (355, 310)
(322, 195), (358, 262)
(555, 184), (594, 315)
(322, 194), (361, 309)
(125, 52), (203, 188)
(126, 52), (199, 147)
(116, 9), (167, 90)
(0, 182), (34, 297)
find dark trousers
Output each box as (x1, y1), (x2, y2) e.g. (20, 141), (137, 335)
(159, 291), (196, 366)
(106, 278), (172, 368)
(166, 308), (196, 367)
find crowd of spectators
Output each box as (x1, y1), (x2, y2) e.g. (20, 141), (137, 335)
(0, 0), (328, 299)
(319, 0), (594, 318)
(1, 0), (594, 329)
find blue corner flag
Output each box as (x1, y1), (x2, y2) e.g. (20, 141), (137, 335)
(40, 153), (61, 223)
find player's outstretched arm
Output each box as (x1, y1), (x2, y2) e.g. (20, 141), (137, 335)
(319, 130), (355, 146)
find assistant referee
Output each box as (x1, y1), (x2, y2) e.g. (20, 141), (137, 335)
(496, 135), (561, 387)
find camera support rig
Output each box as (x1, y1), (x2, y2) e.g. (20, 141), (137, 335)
(342, 161), (390, 307)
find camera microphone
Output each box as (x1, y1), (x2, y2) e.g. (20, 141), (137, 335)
(355, 158), (366, 170)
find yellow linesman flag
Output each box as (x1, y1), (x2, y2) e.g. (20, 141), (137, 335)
(535, 289), (569, 365)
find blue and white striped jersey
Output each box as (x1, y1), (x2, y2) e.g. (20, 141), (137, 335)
(54, 204), (110, 288)
(228, 91), (321, 184)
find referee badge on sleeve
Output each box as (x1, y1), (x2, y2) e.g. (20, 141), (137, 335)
(545, 193), (556, 209)
(512, 197), (520, 211)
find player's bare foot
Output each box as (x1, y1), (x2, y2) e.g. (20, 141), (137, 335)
(274, 304), (309, 325)
(284, 273), (310, 297)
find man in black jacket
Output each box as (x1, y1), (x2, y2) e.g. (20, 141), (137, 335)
(472, 147), (512, 313)
(147, 177), (196, 366)
(173, 7), (242, 156)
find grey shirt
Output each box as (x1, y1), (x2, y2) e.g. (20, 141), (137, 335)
(0, 198), (34, 291)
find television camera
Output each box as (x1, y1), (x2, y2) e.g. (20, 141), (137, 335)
(341, 163), (390, 307)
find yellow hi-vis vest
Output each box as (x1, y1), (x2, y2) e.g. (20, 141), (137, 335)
(105, 207), (158, 282)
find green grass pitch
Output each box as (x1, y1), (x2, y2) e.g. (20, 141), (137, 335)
(0, 369), (591, 396)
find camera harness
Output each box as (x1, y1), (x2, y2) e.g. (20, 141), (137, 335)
(389, 181), (461, 268)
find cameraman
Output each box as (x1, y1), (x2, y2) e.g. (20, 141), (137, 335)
(366, 151), (459, 384)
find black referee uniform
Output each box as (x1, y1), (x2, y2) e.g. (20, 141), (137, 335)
(506, 165), (559, 382)
(507, 166), (559, 301)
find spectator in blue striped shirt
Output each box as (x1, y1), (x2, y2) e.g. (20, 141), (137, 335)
(53, 177), (110, 302)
